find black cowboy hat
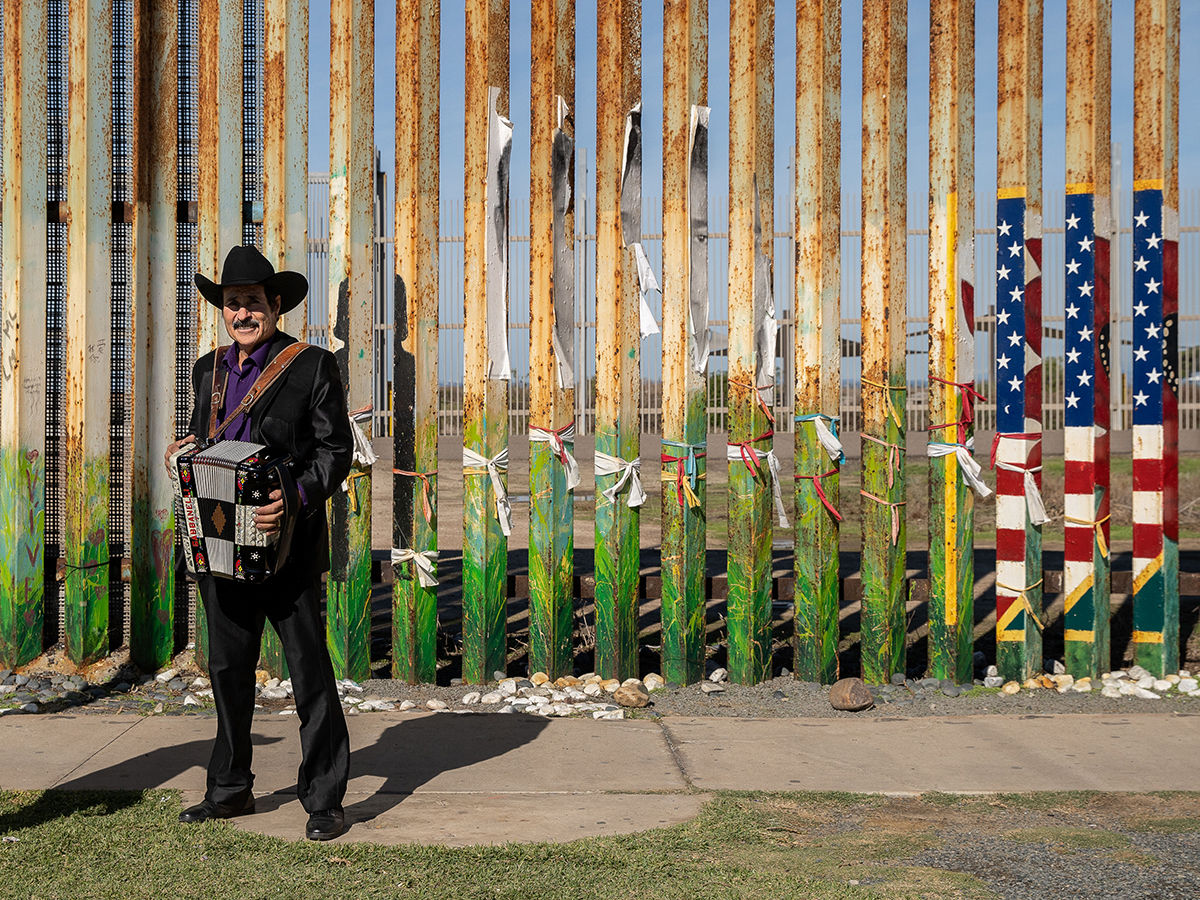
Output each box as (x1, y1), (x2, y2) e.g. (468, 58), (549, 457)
(194, 245), (309, 313)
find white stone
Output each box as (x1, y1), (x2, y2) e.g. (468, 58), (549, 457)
(0, 685), (16, 695)
(1071, 681), (1093, 693)
(644, 673), (665, 691)
(548, 690), (567, 702)
(578, 672), (596, 681)
(1051, 660), (1066, 675)
(1133, 687), (1161, 700)
(509, 697), (531, 707)
(1136, 675), (1157, 690)
(345, 705), (358, 715)
(425, 699), (448, 710)
(339, 679), (363, 693)
(985, 665), (998, 678)
(1101, 684), (1123, 699)
(1153, 679), (1173, 693)
(592, 709), (624, 720)
(155, 668), (178, 684)
(709, 668), (728, 683)
(461, 692), (481, 705)
(553, 703), (573, 716)
(264, 678), (280, 690)
(344, 696), (362, 705)
(1189, 690), (1200, 698)
(189, 677), (210, 690)
(369, 700), (396, 711)
(183, 694), (201, 707)
(1101, 672), (1115, 681)
(497, 705), (515, 714)
(278, 709), (297, 716)
(480, 692), (503, 704)
(1166, 674), (1181, 684)
(1128, 665), (1152, 680)
(280, 679), (293, 694)
(1177, 679), (1198, 693)
(498, 680), (518, 697)
(1180, 670), (1192, 679)
(622, 678), (642, 686)
(583, 683), (602, 697)
(261, 687), (289, 701)
(398, 700), (416, 711)
(527, 695), (549, 706)
(564, 687), (587, 701)
(983, 676), (1004, 688)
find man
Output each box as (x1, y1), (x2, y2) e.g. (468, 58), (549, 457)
(165, 245), (353, 841)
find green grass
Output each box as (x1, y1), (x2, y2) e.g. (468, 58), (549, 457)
(0, 790), (989, 900)
(1002, 826), (1131, 851)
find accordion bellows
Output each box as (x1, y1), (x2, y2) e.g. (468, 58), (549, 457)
(171, 440), (300, 582)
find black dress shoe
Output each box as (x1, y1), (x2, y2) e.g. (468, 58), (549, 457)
(178, 794), (255, 824)
(305, 807), (345, 841)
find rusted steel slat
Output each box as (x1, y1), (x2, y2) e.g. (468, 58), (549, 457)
(197, 0), (243, 356)
(0, 0), (49, 669)
(259, 0), (308, 678)
(461, 0), (510, 684)
(393, 0), (439, 683)
(327, 0), (374, 682)
(859, 0), (907, 684)
(1131, 0), (1180, 677)
(726, 0), (774, 685)
(793, 0), (841, 685)
(129, 0), (178, 671)
(927, 0), (977, 684)
(1063, 0), (1112, 680)
(660, 0), (708, 686)
(994, 0), (1045, 683)
(528, 0), (576, 680)
(64, 0), (113, 666)
(593, 0), (642, 682)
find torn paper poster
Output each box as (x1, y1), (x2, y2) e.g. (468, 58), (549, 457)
(752, 174), (777, 387)
(688, 104), (711, 374)
(486, 86), (513, 380)
(551, 96), (577, 389)
(620, 103), (661, 339)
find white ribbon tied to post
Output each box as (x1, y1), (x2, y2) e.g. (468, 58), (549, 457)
(342, 407), (377, 494)
(725, 444), (790, 528)
(926, 438), (993, 499)
(796, 413), (845, 465)
(594, 451), (646, 508)
(462, 446), (513, 537)
(529, 424), (582, 491)
(996, 461), (1048, 525)
(390, 547), (439, 588)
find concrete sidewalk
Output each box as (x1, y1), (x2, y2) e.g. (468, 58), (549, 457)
(2, 711), (1197, 845)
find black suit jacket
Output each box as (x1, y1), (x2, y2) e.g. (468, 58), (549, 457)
(188, 330), (354, 577)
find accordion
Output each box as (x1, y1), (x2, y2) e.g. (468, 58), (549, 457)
(171, 440), (301, 582)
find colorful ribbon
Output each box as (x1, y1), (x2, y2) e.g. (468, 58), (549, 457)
(795, 468), (842, 521)
(860, 489), (906, 544)
(926, 438), (993, 499)
(725, 431), (789, 527)
(728, 378), (776, 425)
(795, 412), (845, 465)
(1064, 512), (1111, 560)
(991, 432), (1049, 526)
(997, 578), (1045, 631)
(529, 422), (581, 490)
(463, 446), (513, 536)
(861, 433), (903, 488)
(342, 471), (369, 514)
(347, 405), (378, 468)
(594, 451), (646, 508)
(861, 377), (905, 430)
(929, 376), (986, 444)
(393, 467), (437, 523)
(390, 546), (439, 588)
(661, 439), (706, 509)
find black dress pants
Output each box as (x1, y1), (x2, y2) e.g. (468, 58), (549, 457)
(199, 567), (349, 812)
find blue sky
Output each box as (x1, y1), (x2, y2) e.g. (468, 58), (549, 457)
(306, 1), (1198, 216)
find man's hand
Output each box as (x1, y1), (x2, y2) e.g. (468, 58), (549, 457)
(164, 434), (196, 474)
(255, 489), (285, 534)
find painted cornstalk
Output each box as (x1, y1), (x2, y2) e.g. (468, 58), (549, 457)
(1062, 0), (1112, 679)
(129, 0), (178, 671)
(327, 0), (374, 682)
(793, 0), (841, 685)
(462, 0), (511, 684)
(0, 0), (48, 669)
(660, 0), (708, 686)
(1131, 0), (1180, 677)
(859, 0), (907, 684)
(993, 0), (1045, 683)
(63, 0), (113, 667)
(195, 0), (243, 671)
(726, 0), (776, 685)
(528, 0), (577, 680)
(258, 0), (308, 677)
(392, 0), (440, 684)
(593, 0), (644, 682)
(927, 0), (980, 684)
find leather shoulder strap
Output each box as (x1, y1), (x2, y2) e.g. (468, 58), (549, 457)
(210, 342), (313, 441)
(208, 346), (231, 441)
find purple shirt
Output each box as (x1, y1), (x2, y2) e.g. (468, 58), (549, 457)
(220, 339), (307, 506)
